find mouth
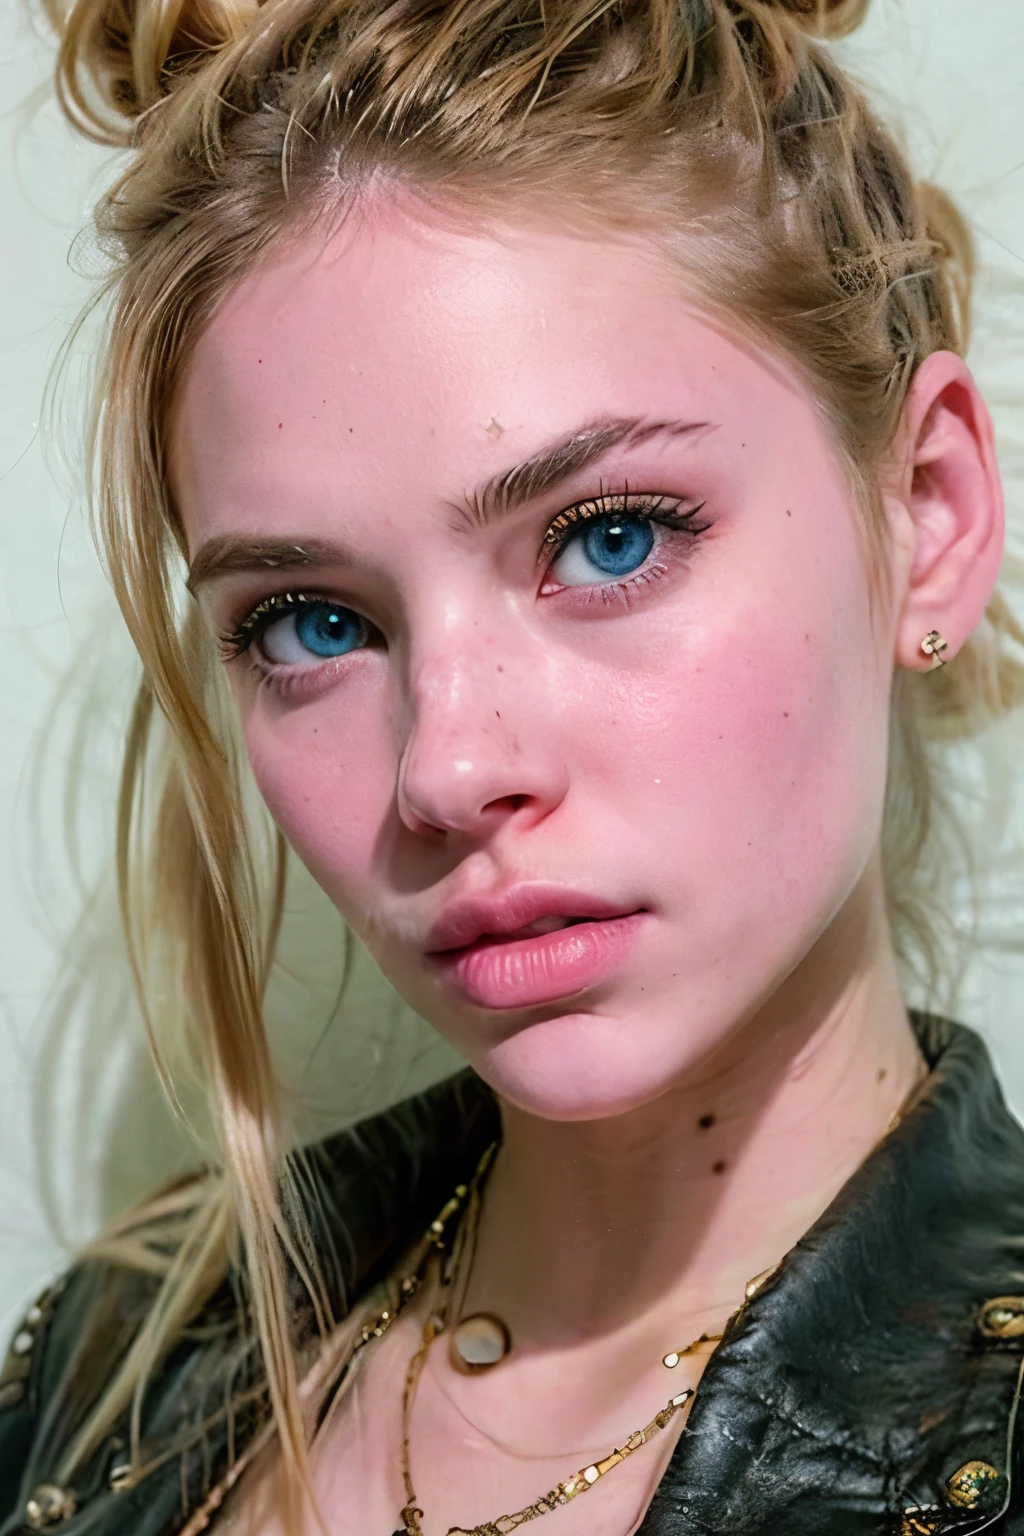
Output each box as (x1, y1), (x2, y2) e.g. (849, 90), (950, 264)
(425, 885), (643, 955)
(454, 914), (600, 950)
(425, 888), (647, 1010)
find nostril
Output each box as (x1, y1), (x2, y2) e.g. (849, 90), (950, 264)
(488, 793), (531, 815)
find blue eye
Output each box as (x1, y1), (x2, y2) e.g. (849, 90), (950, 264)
(261, 600), (370, 665)
(550, 515), (656, 586)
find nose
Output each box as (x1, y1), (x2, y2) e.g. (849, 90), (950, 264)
(396, 639), (569, 840)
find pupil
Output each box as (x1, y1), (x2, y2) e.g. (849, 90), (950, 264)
(583, 517), (654, 577)
(295, 603), (364, 657)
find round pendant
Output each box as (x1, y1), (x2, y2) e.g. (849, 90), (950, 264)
(448, 1312), (512, 1374)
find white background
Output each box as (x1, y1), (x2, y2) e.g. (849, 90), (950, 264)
(1, 0), (1023, 1342)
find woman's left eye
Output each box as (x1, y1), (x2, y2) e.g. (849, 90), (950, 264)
(543, 496), (708, 591)
(549, 514), (656, 586)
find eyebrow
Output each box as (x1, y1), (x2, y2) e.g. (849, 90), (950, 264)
(185, 535), (347, 596)
(185, 414), (716, 593)
(464, 415), (716, 527)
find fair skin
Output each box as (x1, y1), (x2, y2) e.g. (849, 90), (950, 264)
(170, 199), (1004, 1534)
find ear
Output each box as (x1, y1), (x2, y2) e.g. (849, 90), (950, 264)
(885, 350), (1004, 672)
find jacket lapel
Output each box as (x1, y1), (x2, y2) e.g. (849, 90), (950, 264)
(640, 1019), (1024, 1535)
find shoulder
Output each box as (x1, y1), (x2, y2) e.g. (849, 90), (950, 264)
(0, 1069), (497, 1536)
(0, 1171), (231, 1534)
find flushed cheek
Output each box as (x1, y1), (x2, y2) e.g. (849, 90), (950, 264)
(561, 594), (886, 948)
(240, 675), (396, 908)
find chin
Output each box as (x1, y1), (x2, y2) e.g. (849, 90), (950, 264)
(475, 1007), (695, 1122)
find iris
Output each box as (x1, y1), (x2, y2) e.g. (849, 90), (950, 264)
(580, 517), (655, 577)
(294, 603), (367, 657)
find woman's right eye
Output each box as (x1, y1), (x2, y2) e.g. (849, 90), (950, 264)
(221, 596), (372, 669)
(263, 601), (370, 665)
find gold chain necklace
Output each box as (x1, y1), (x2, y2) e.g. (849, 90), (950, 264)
(387, 1149), (730, 1536)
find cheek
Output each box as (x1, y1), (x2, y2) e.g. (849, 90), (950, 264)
(240, 668), (396, 910)
(680, 618), (886, 904)
(559, 517), (890, 937)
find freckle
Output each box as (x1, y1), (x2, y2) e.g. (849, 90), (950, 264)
(783, 711), (789, 718)
(278, 422), (283, 429)
(877, 1067), (888, 1084)
(698, 1113), (715, 1131)
(497, 664), (504, 672)
(713, 1160), (727, 1176)
(785, 509), (792, 517)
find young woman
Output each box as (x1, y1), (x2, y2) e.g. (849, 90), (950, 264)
(3, 0), (1024, 1533)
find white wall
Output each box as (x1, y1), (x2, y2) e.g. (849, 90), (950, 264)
(1, 0), (1023, 1342)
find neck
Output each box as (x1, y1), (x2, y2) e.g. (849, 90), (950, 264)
(466, 876), (925, 1354)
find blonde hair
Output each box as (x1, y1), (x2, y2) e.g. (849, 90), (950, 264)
(38, 0), (1024, 1516)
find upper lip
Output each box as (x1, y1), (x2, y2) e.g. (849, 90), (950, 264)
(425, 884), (641, 955)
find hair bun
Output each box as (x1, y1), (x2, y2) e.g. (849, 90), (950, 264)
(765, 0), (871, 38)
(44, 0), (256, 142)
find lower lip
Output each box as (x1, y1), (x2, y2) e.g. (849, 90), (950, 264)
(432, 913), (647, 1010)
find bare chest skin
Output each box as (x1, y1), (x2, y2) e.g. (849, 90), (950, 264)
(218, 1294), (699, 1536)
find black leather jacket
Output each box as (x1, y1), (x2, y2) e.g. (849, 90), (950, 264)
(4, 1013), (1024, 1536)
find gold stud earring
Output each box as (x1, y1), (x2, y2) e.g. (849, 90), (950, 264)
(920, 630), (948, 669)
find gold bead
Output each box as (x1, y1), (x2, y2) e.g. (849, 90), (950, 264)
(978, 1296), (1024, 1339)
(945, 1460), (1001, 1509)
(25, 1485), (77, 1530)
(900, 1508), (942, 1536)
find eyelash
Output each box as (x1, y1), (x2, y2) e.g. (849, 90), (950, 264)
(539, 489), (709, 601)
(216, 489), (711, 670)
(217, 591), (323, 663)
(541, 490), (708, 558)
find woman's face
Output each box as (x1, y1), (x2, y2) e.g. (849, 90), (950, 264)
(172, 205), (900, 1120)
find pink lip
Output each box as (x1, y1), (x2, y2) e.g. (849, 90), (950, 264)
(426, 886), (647, 1010)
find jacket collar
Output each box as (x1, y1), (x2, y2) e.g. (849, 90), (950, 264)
(637, 1013), (1024, 1535)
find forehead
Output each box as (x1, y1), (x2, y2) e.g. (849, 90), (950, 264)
(170, 206), (812, 546)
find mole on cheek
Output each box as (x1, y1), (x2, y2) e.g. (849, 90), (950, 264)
(713, 1160), (728, 1176)
(698, 1113), (715, 1131)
